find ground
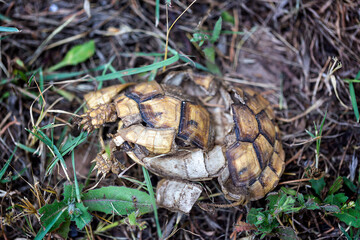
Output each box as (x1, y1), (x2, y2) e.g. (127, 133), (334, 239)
(0, 1), (359, 239)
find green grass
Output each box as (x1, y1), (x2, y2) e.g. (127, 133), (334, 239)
(305, 111), (327, 169)
(344, 70), (360, 122)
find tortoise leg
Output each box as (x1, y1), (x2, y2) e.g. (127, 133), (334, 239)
(80, 103), (118, 132)
(156, 179), (202, 214)
(84, 83), (134, 109)
(92, 148), (126, 175)
(80, 83), (135, 132)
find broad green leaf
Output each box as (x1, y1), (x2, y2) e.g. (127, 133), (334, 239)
(128, 211), (137, 226)
(310, 177), (326, 196)
(320, 204), (341, 213)
(203, 46), (222, 75)
(277, 193), (288, 207)
(204, 47), (215, 63)
(304, 197), (321, 210)
(35, 207), (68, 240)
(205, 60), (222, 75)
(211, 17), (222, 43)
(281, 187), (297, 196)
(48, 40), (95, 72)
(267, 194), (281, 208)
(221, 11), (235, 25)
(14, 57), (26, 69)
(38, 200), (69, 232)
(335, 208), (360, 228)
(328, 176), (343, 195)
(246, 208), (263, 225)
(324, 193), (348, 206)
(275, 226), (299, 240)
(56, 218), (71, 239)
(63, 183), (83, 202)
(356, 198), (360, 211)
(72, 202), (92, 230)
(297, 193), (305, 205)
(82, 186), (153, 215)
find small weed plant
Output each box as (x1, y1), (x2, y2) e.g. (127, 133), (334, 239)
(247, 175), (360, 239)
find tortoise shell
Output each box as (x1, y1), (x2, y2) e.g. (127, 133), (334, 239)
(218, 87), (285, 201)
(82, 81), (214, 155)
(81, 78), (284, 208)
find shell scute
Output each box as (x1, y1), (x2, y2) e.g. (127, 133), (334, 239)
(232, 104), (259, 142)
(178, 102), (211, 150)
(126, 81), (164, 102)
(226, 142), (262, 185)
(140, 96), (182, 129)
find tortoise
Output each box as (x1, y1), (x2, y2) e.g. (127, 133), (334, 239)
(79, 76), (285, 213)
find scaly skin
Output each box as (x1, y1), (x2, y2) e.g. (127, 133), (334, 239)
(80, 103), (117, 132)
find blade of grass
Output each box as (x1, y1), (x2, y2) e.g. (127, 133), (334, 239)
(34, 207), (67, 240)
(120, 176), (147, 189)
(44, 65), (105, 81)
(95, 54), (179, 82)
(0, 168), (26, 183)
(39, 68), (44, 106)
(59, 132), (87, 156)
(344, 79), (360, 83)
(350, 82), (360, 122)
(142, 167), (162, 238)
(26, 127), (69, 180)
(316, 111), (326, 169)
(349, 70), (360, 122)
(0, 14), (12, 22)
(101, 56), (125, 88)
(16, 142), (37, 154)
(0, 26), (20, 32)
(71, 151), (81, 203)
(179, 55), (209, 72)
(0, 146), (17, 180)
(148, 57), (160, 81)
(155, 0), (160, 27)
